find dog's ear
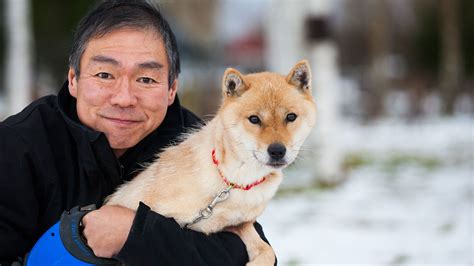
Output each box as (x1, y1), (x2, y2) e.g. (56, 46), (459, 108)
(222, 68), (247, 97)
(286, 60), (312, 94)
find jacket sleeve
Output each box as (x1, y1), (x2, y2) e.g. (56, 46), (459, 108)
(115, 202), (272, 266)
(0, 125), (40, 262)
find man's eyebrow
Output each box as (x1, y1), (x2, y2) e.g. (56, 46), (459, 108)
(138, 61), (163, 70)
(90, 55), (120, 66)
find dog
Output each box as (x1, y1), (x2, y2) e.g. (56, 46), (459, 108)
(106, 60), (316, 265)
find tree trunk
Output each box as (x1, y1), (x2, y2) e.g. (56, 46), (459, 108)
(5, 0), (33, 116)
(439, 0), (462, 115)
(365, 0), (390, 119)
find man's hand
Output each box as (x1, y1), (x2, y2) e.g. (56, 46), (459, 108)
(82, 205), (135, 258)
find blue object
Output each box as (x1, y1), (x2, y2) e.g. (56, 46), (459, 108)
(25, 205), (118, 266)
(26, 221), (93, 266)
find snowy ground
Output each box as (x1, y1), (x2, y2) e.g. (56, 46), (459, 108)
(260, 116), (473, 265)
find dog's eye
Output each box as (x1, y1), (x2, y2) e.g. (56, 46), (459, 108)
(286, 113), (297, 122)
(248, 115), (261, 125)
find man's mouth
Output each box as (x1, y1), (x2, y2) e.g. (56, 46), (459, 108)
(102, 116), (142, 126)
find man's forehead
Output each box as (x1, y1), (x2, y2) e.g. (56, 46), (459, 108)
(81, 28), (168, 66)
(88, 54), (165, 71)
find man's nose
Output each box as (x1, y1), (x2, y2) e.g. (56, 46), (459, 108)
(110, 80), (138, 107)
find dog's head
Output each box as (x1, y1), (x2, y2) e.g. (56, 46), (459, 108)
(218, 60), (316, 170)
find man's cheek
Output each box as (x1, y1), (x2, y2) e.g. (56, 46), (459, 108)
(80, 88), (109, 106)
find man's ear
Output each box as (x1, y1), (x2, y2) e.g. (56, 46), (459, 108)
(68, 68), (78, 98)
(286, 60), (312, 94)
(222, 68), (247, 98)
(167, 79), (178, 106)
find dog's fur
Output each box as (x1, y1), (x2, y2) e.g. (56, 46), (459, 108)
(106, 60), (316, 265)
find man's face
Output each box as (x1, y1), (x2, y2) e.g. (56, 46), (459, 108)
(68, 27), (177, 157)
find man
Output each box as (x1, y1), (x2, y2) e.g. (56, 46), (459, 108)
(0, 1), (269, 265)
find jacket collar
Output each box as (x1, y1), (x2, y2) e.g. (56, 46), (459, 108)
(57, 81), (101, 142)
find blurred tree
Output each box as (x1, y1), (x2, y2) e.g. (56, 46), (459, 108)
(5, 0), (33, 115)
(439, 0), (462, 115)
(32, 0), (95, 91)
(365, 0), (391, 119)
(412, 0), (472, 115)
(460, 0), (474, 76)
(413, 1), (440, 75)
(459, 0), (474, 112)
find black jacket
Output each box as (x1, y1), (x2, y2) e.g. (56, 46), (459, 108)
(0, 82), (268, 265)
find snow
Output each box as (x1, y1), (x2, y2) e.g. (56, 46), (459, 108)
(260, 116), (473, 265)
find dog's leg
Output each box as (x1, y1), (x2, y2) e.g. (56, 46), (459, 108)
(228, 222), (275, 266)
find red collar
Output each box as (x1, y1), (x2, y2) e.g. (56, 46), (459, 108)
(212, 149), (267, 190)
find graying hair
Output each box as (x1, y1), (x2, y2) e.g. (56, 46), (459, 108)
(69, 0), (180, 88)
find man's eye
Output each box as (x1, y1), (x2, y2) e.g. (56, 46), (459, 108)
(96, 72), (112, 79)
(138, 77), (157, 84)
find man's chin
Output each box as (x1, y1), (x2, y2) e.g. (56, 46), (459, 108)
(108, 138), (141, 157)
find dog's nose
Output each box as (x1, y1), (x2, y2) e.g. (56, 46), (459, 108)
(267, 143), (286, 161)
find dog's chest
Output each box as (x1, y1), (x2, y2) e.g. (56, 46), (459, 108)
(185, 180), (280, 233)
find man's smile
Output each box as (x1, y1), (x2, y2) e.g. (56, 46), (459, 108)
(101, 115), (143, 126)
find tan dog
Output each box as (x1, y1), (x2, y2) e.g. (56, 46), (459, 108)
(106, 60), (316, 265)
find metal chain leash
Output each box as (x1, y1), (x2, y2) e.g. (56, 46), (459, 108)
(184, 185), (233, 228)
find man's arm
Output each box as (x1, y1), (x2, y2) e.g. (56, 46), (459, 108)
(0, 125), (40, 262)
(84, 202), (271, 265)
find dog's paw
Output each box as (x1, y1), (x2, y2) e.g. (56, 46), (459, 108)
(246, 248), (275, 266)
(246, 257), (275, 266)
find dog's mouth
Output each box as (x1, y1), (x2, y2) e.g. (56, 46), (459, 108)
(253, 151), (288, 169)
(265, 160), (288, 169)
(266, 162), (286, 169)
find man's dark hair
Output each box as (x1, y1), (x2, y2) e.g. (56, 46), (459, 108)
(69, 0), (180, 88)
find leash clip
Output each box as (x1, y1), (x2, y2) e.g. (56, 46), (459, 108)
(184, 185), (233, 228)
